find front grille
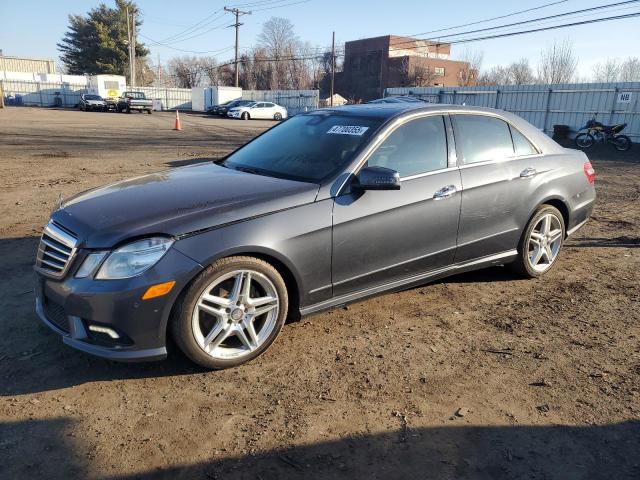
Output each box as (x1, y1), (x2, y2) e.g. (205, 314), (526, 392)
(35, 221), (78, 278)
(43, 296), (70, 333)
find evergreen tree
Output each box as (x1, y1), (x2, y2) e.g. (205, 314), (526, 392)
(58, 0), (149, 78)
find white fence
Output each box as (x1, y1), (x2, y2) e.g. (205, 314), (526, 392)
(0, 79), (318, 114)
(242, 90), (319, 116)
(137, 86), (191, 110)
(1, 80), (86, 107)
(386, 82), (640, 140)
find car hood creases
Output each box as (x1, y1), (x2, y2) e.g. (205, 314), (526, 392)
(52, 162), (319, 248)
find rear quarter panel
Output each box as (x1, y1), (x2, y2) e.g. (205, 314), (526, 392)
(518, 149), (596, 235)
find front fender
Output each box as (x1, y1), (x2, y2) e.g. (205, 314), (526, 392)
(172, 200), (334, 308)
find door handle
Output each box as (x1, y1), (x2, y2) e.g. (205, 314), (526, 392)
(520, 167), (537, 178)
(433, 185), (457, 200)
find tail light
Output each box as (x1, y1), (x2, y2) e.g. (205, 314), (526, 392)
(583, 161), (596, 184)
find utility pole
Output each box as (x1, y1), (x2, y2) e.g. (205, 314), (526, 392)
(126, 7), (132, 87)
(330, 31), (335, 106)
(224, 6), (251, 88)
(131, 10), (136, 88)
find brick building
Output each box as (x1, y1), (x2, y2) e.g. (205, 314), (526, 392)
(339, 35), (475, 101)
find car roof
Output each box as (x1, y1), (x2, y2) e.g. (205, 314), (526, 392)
(304, 103), (491, 119)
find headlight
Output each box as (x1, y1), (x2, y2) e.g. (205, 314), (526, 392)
(95, 237), (173, 279)
(75, 252), (108, 278)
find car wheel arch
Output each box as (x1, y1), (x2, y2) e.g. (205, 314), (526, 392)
(167, 247), (303, 336)
(525, 196), (570, 238)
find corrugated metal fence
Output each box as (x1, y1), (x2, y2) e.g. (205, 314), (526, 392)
(242, 90), (319, 116)
(386, 82), (640, 140)
(1, 80), (86, 107)
(0, 79), (317, 114)
(137, 86), (191, 110)
(0, 79), (193, 110)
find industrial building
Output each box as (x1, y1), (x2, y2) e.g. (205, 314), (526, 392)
(0, 53), (56, 74)
(340, 35), (474, 101)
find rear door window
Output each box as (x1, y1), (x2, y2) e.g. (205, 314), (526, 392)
(510, 126), (538, 156)
(452, 115), (514, 164)
(367, 115), (448, 177)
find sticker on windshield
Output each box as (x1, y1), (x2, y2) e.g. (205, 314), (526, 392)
(327, 125), (369, 136)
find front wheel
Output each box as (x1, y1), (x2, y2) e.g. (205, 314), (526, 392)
(273, 112), (282, 121)
(612, 134), (631, 151)
(510, 205), (565, 278)
(241, 112), (250, 120)
(171, 256), (288, 369)
(575, 133), (594, 149)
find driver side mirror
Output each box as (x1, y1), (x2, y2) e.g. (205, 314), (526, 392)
(353, 166), (401, 191)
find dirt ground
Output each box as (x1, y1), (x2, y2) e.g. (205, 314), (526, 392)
(0, 107), (639, 480)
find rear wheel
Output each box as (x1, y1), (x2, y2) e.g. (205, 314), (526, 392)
(241, 112), (250, 120)
(612, 134), (631, 151)
(172, 256), (288, 369)
(510, 205), (565, 278)
(575, 133), (594, 149)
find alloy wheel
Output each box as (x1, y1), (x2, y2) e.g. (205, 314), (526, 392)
(526, 213), (563, 273)
(191, 269), (279, 360)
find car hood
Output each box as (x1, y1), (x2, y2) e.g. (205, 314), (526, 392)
(52, 163), (319, 248)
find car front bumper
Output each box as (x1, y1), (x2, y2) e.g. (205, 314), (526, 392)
(228, 111), (242, 118)
(34, 247), (202, 362)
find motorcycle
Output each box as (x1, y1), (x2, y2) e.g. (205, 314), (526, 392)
(575, 118), (631, 151)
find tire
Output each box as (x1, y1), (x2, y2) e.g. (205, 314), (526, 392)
(510, 205), (565, 278)
(274, 112), (282, 121)
(575, 133), (594, 149)
(171, 256), (289, 370)
(241, 112), (250, 120)
(147, 109), (152, 115)
(116, 105), (122, 113)
(126, 106), (131, 114)
(612, 134), (631, 152)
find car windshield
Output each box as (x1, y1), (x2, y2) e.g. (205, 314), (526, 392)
(221, 113), (383, 183)
(84, 95), (102, 100)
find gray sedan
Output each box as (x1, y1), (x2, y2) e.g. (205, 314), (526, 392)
(34, 104), (595, 369)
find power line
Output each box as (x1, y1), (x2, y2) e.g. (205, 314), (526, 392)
(361, 0), (639, 57)
(405, 0), (572, 37)
(140, 33), (236, 55)
(445, 11), (640, 44)
(433, 0), (639, 39)
(157, 10), (225, 44)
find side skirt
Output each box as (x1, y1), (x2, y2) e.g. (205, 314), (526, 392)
(300, 250), (518, 317)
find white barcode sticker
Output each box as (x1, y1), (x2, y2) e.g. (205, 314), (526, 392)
(327, 125), (369, 136)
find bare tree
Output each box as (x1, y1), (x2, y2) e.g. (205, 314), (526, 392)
(258, 17), (298, 89)
(537, 39), (577, 84)
(619, 57), (640, 81)
(458, 48), (483, 86)
(167, 56), (218, 88)
(592, 58), (621, 82)
(507, 58), (535, 85)
(478, 65), (509, 85)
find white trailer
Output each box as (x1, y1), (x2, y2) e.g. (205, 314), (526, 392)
(87, 75), (126, 107)
(191, 86), (242, 112)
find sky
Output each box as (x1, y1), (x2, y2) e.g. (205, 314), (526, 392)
(1, 0), (639, 77)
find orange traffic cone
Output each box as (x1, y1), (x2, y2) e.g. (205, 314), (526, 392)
(174, 110), (182, 131)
